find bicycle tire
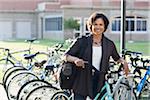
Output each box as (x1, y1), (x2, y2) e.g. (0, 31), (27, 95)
(138, 80), (150, 99)
(3, 66), (25, 86)
(17, 79), (51, 100)
(26, 85), (59, 100)
(0, 58), (14, 82)
(6, 71), (38, 100)
(5, 70), (28, 88)
(51, 91), (70, 100)
(113, 83), (137, 100)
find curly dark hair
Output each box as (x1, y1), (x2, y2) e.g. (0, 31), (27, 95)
(87, 12), (109, 32)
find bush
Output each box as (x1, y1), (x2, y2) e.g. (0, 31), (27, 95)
(64, 18), (80, 30)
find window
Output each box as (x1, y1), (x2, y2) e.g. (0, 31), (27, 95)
(111, 16), (147, 33)
(112, 20), (120, 31)
(126, 20), (134, 31)
(136, 20), (147, 31)
(45, 17), (62, 31)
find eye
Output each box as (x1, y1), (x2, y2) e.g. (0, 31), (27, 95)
(93, 23), (97, 26)
(99, 24), (103, 26)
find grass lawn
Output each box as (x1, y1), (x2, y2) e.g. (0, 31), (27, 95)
(115, 41), (150, 56)
(0, 39), (149, 55)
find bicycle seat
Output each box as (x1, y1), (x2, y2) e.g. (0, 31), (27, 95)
(24, 52), (39, 60)
(25, 38), (37, 43)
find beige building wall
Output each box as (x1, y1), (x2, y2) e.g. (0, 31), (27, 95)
(0, 12), (38, 40)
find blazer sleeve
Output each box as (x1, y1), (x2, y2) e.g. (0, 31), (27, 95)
(111, 42), (120, 61)
(65, 38), (81, 57)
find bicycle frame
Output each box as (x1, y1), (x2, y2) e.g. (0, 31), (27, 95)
(136, 66), (150, 97)
(94, 74), (134, 100)
(94, 81), (113, 100)
(0, 48), (23, 72)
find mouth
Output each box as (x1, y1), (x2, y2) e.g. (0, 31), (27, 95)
(95, 29), (101, 32)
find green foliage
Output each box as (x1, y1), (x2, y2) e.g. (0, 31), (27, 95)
(64, 18), (80, 30)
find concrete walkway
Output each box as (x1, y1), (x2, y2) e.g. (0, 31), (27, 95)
(0, 84), (8, 100)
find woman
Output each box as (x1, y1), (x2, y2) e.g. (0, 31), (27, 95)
(64, 12), (129, 99)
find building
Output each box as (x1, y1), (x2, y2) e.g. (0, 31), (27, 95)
(0, 0), (149, 41)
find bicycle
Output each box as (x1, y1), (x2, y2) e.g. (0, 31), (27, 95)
(3, 52), (50, 100)
(3, 50), (60, 88)
(118, 59), (150, 99)
(7, 51), (63, 99)
(3, 42), (64, 100)
(116, 50), (150, 99)
(1, 38), (37, 83)
(3, 51), (51, 88)
(0, 48), (23, 71)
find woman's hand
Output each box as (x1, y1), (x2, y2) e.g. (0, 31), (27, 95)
(123, 61), (129, 76)
(65, 54), (87, 68)
(74, 58), (85, 68)
(117, 58), (130, 76)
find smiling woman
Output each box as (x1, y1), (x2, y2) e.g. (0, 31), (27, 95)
(62, 12), (129, 99)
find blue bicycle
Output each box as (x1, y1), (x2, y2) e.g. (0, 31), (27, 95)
(135, 63), (150, 98)
(123, 50), (150, 99)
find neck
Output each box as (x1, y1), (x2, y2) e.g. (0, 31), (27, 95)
(93, 34), (102, 46)
(93, 34), (102, 41)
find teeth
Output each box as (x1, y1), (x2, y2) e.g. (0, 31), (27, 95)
(96, 29), (100, 31)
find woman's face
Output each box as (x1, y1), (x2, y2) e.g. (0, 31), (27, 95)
(92, 18), (105, 35)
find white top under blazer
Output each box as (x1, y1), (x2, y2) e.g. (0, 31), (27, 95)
(92, 46), (102, 71)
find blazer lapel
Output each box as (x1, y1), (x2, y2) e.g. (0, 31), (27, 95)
(100, 36), (108, 71)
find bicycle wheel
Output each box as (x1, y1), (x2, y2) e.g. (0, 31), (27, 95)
(26, 85), (59, 100)
(0, 58), (14, 82)
(113, 83), (137, 100)
(51, 91), (70, 100)
(17, 80), (51, 100)
(138, 81), (150, 99)
(3, 66), (25, 86)
(5, 70), (28, 88)
(6, 71), (38, 100)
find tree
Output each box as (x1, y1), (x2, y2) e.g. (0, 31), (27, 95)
(64, 18), (80, 39)
(64, 18), (80, 30)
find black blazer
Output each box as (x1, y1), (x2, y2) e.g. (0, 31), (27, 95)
(66, 34), (120, 98)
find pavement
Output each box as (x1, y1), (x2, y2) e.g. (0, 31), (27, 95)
(0, 83), (8, 100)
